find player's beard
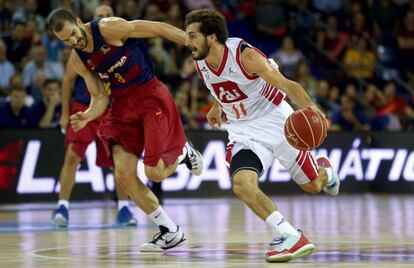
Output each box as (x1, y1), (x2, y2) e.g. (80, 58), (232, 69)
(192, 38), (210, 60)
(75, 27), (88, 50)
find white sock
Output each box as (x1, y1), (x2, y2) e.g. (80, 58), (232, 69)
(177, 143), (188, 163)
(117, 200), (129, 210)
(148, 206), (178, 232)
(266, 211), (299, 237)
(58, 200), (69, 209)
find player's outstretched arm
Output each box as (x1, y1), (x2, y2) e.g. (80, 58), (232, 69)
(68, 50), (109, 131)
(99, 17), (186, 45)
(240, 48), (318, 111)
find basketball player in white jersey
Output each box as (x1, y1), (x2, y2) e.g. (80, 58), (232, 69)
(184, 9), (340, 263)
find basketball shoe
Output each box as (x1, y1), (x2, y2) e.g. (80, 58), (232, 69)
(140, 225), (186, 252)
(316, 156), (340, 196)
(116, 206), (138, 226)
(266, 230), (315, 262)
(52, 205), (69, 227)
(182, 140), (203, 176)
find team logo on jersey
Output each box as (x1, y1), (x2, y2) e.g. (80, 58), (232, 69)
(107, 56), (127, 73)
(100, 45), (111, 54)
(211, 81), (248, 103)
(228, 67), (235, 74)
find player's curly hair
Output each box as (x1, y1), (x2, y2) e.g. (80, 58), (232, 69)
(185, 9), (228, 44)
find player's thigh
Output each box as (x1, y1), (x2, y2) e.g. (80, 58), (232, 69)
(142, 95), (185, 167)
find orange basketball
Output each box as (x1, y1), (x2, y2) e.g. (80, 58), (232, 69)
(284, 108), (327, 151)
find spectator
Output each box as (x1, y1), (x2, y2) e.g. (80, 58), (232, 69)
(183, 0), (214, 10)
(316, 15), (350, 66)
(370, 0), (399, 40)
(12, 0), (45, 31)
(0, 86), (35, 128)
(2, 21), (30, 69)
(148, 37), (175, 81)
(330, 95), (371, 131)
(31, 79), (61, 128)
(0, 40), (16, 97)
(312, 0), (342, 15)
(271, 36), (304, 79)
(343, 36), (377, 80)
(0, 0), (15, 33)
(25, 17), (41, 45)
(120, 0), (143, 20)
(360, 83), (390, 130)
(396, 10), (414, 76)
(23, 45), (63, 98)
(41, 31), (65, 63)
(256, 0), (286, 39)
(294, 60), (317, 99)
(376, 82), (414, 128)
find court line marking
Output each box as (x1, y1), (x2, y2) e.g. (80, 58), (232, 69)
(26, 240), (414, 265)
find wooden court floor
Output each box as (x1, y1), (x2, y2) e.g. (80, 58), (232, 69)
(0, 194), (413, 267)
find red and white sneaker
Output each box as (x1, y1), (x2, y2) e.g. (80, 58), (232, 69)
(266, 231), (316, 263)
(316, 155), (340, 197)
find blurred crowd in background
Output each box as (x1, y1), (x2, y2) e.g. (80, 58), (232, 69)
(0, 0), (414, 132)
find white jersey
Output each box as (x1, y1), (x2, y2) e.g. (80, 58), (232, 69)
(195, 37), (286, 122)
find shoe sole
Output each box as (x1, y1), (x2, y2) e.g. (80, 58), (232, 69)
(52, 214), (68, 228)
(266, 243), (316, 263)
(192, 151), (203, 176)
(266, 253), (293, 263)
(293, 243), (316, 259)
(117, 219), (138, 227)
(140, 236), (187, 252)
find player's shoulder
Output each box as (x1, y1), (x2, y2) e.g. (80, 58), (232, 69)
(225, 37), (243, 49)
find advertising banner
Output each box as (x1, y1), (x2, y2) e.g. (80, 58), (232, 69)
(0, 130), (413, 202)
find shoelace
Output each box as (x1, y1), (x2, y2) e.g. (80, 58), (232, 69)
(188, 154), (199, 169)
(270, 236), (286, 246)
(150, 230), (168, 245)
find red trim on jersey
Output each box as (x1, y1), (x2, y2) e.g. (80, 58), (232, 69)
(205, 45), (228, 76)
(226, 142), (236, 168)
(260, 82), (285, 106)
(296, 151), (318, 181)
(236, 40), (258, 80)
(240, 102), (247, 116)
(232, 104), (240, 119)
(195, 61), (205, 83)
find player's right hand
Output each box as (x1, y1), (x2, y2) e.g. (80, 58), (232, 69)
(70, 111), (89, 132)
(206, 103), (226, 128)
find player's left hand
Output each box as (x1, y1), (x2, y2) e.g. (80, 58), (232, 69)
(70, 111), (89, 132)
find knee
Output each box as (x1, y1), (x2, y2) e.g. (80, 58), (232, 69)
(232, 174), (256, 198)
(115, 166), (135, 183)
(64, 150), (81, 167)
(145, 166), (165, 182)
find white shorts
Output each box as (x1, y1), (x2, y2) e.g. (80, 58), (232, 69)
(225, 101), (319, 185)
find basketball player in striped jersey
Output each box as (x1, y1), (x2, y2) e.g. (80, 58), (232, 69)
(52, 4), (138, 228)
(47, 8), (204, 251)
(184, 9), (340, 262)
